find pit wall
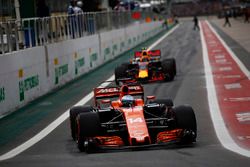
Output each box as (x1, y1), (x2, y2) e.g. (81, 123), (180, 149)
(0, 21), (164, 117)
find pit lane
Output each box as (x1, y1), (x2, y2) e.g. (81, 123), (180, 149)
(0, 20), (250, 166)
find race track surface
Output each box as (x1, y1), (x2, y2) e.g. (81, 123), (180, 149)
(0, 20), (250, 166)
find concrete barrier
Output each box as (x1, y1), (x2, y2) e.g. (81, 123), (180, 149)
(0, 21), (164, 117)
(0, 47), (47, 115)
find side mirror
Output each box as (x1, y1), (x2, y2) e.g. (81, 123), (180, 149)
(101, 99), (111, 104)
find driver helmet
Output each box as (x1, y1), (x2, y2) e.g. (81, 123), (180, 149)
(121, 95), (134, 107)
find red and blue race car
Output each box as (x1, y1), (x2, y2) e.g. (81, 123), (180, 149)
(115, 49), (176, 85)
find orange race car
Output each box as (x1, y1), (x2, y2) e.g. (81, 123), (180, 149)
(69, 83), (196, 153)
(115, 49), (176, 85)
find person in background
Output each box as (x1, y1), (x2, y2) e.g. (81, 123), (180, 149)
(76, 1), (84, 13)
(68, 0), (76, 15)
(114, 1), (126, 11)
(36, 0), (50, 17)
(193, 15), (199, 30)
(224, 11), (231, 27)
(68, 0), (83, 14)
(75, 1), (84, 36)
(68, 0), (84, 38)
(244, 10), (249, 23)
(162, 19), (168, 30)
(68, 0), (77, 38)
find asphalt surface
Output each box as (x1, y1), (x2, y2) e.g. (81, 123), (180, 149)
(0, 20), (250, 166)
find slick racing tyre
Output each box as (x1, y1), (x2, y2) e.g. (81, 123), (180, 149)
(69, 105), (92, 140)
(115, 63), (128, 85)
(76, 112), (103, 152)
(171, 58), (177, 75)
(173, 105), (197, 142)
(162, 58), (176, 81)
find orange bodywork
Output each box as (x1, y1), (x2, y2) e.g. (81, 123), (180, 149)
(93, 98), (181, 146)
(157, 129), (183, 143)
(111, 95), (150, 145)
(122, 106), (151, 145)
(95, 136), (124, 146)
(91, 84), (182, 147)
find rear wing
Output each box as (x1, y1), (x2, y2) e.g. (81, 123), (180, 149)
(94, 84), (144, 100)
(134, 50), (161, 58)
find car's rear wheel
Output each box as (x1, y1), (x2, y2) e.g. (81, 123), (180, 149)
(173, 105), (197, 142)
(76, 112), (103, 152)
(162, 58), (176, 81)
(69, 106), (92, 140)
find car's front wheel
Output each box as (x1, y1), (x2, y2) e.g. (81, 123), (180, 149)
(76, 112), (103, 152)
(69, 106), (92, 140)
(173, 105), (197, 143)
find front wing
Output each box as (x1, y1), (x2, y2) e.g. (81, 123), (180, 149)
(83, 129), (196, 152)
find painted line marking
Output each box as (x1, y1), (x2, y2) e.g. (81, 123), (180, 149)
(215, 55), (225, 59)
(238, 136), (250, 140)
(224, 97), (250, 102)
(208, 22), (250, 80)
(212, 49), (221, 53)
(236, 112), (250, 123)
(200, 20), (250, 157)
(224, 83), (242, 90)
(0, 24), (180, 161)
(208, 41), (216, 44)
(219, 67), (232, 71)
(216, 59), (227, 63)
(218, 75), (241, 79)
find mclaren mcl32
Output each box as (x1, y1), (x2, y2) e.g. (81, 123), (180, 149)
(69, 83), (196, 153)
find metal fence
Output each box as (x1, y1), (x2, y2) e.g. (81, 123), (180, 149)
(0, 11), (162, 54)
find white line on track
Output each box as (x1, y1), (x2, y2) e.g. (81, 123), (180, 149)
(207, 22), (250, 80)
(200, 20), (250, 157)
(0, 24), (179, 161)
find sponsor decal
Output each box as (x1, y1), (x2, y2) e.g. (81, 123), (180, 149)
(90, 53), (98, 67)
(132, 12), (141, 20)
(0, 87), (5, 102)
(96, 86), (141, 94)
(128, 38), (132, 45)
(129, 86), (142, 91)
(97, 87), (119, 94)
(120, 41), (125, 52)
(55, 64), (68, 85)
(112, 44), (118, 56)
(75, 57), (85, 75)
(127, 117), (143, 124)
(133, 37), (136, 43)
(19, 75), (39, 101)
(104, 48), (110, 61)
